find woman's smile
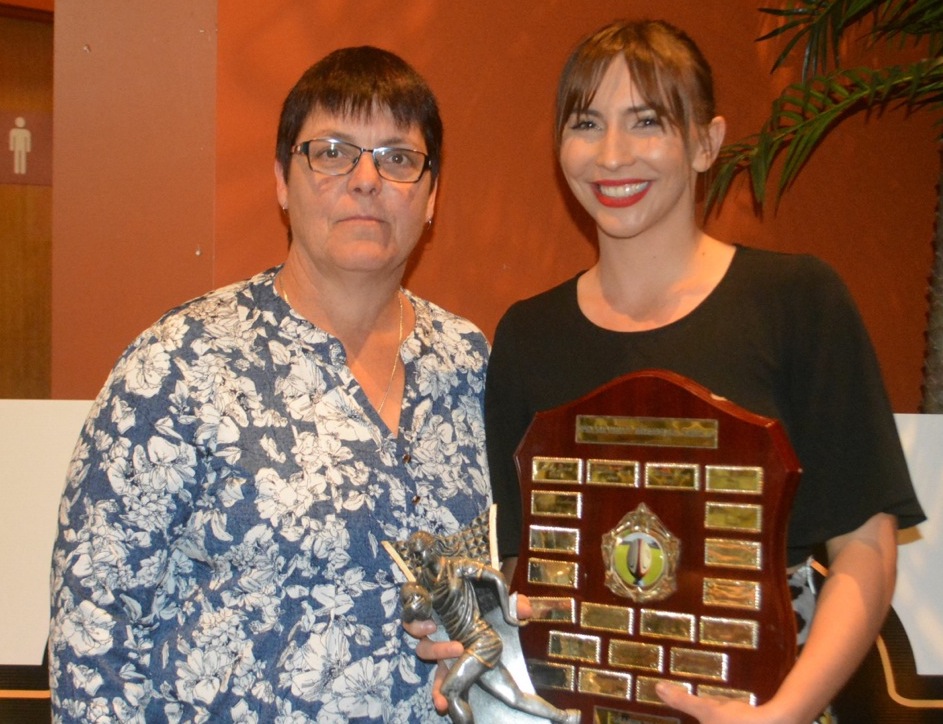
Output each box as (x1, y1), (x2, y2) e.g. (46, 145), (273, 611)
(593, 179), (651, 207)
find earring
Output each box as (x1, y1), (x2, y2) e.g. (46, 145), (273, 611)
(425, 217), (433, 228)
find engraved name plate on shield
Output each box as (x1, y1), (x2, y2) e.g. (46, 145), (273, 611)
(512, 370), (801, 724)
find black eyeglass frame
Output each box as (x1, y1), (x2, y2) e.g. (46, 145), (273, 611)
(290, 138), (432, 183)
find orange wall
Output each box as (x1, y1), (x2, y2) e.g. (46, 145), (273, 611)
(53, 1), (937, 411)
(51, 0), (216, 397)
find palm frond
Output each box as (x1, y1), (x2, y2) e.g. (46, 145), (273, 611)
(872, 0), (943, 56)
(759, 0), (885, 77)
(706, 58), (943, 213)
(722, 1), (943, 411)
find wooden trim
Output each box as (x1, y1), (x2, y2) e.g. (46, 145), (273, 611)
(875, 636), (943, 709)
(0, 4), (53, 23)
(0, 690), (50, 699)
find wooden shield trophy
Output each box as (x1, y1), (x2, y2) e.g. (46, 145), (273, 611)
(511, 370), (801, 724)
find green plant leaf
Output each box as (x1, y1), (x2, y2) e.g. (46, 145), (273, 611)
(708, 0), (943, 214)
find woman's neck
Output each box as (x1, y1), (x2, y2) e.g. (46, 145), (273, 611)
(279, 256), (405, 344)
(277, 258), (412, 432)
(579, 231), (734, 332)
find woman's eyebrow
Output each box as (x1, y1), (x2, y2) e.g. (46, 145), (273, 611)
(573, 104), (656, 117)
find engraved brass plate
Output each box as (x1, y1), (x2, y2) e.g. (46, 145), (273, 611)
(703, 578), (761, 610)
(609, 640), (664, 672)
(602, 503), (680, 602)
(704, 538), (762, 570)
(705, 465), (764, 494)
(637, 676), (692, 705)
(530, 597), (577, 624)
(531, 490), (582, 518)
(527, 660), (575, 691)
(699, 616), (759, 649)
(697, 685), (756, 705)
(587, 459), (640, 487)
(528, 558), (579, 588)
(669, 648), (729, 681)
(548, 631), (602, 663)
(532, 456), (583, 483)
(575, 415), (718, 449)
(581, 603), (633, 633)
(645, 463), (699, 491)
(594, 707), (683, 724)
(579, 668), (633, 698)
(704, 503), (762, 532)
(639, 610), (695, 642)
(529, 525), (581, 554)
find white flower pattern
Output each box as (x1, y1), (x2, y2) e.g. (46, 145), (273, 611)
(49, 268), (490, 722)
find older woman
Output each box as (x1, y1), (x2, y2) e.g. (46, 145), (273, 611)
(49, 47), (490, 721)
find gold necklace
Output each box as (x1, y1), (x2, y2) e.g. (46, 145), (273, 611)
(277, 274), (403, 415)
(377, 293), (404, 415)
(277, 273), (291, 307)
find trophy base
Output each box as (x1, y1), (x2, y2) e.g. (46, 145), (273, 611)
(460, 606), (559, 723)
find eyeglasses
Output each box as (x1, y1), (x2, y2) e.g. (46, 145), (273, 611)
(290, 138), (431, 183)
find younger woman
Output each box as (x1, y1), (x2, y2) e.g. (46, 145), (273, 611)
(486, 20), (925, 723)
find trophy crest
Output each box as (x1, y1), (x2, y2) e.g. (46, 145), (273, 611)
(602, 503), (681, 603)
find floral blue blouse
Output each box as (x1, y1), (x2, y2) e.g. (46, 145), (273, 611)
(49, 269), (491, 723)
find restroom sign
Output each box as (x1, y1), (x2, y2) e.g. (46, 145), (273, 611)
(1, 110), (52, 186)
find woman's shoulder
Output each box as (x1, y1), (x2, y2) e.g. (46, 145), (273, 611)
(722, 247), (860, 341)
(733, 244), (825, 273)
(734, 245), (840, 279)
(731, 246), (847, 298)
(406, 291), (489, 347)
(148, 268), (272, 322)
(499, 274), (582, 326)
(120, 270), (277, 356)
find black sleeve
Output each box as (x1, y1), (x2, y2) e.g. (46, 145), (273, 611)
(485, 306), (532, 559)
(782, 257), (925, 558)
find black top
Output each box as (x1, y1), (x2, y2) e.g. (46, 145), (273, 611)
(486, 246), (926, 566)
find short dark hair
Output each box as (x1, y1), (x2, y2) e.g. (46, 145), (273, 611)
(276, 46), (443, 183)
(555, 20), (716, 151)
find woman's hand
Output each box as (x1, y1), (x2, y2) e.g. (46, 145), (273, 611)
(402, 617), (462, 713)
(515, 593), (533, 619)
(658, 512), (898, 723)
(656, 684), (789, 724)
